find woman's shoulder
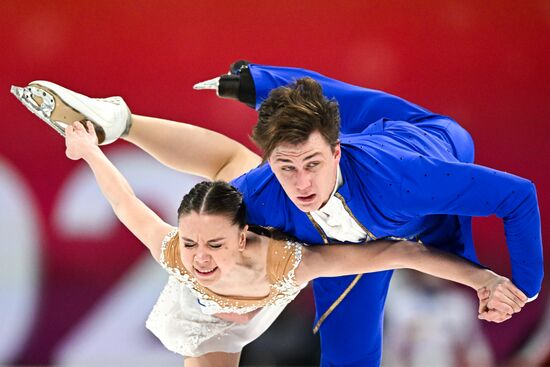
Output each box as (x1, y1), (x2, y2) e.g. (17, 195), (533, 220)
(158, 227), (281, 315)
(266, 238), (304, 282)
(159, 227), (179, 269)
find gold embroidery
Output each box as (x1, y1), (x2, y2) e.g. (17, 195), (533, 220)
(335, 192), (376, 240)
(313, 274), (363, 334)
(306, 212), (329, 244)
(308, 193), (377, 333)
(161, 230), (303, 314)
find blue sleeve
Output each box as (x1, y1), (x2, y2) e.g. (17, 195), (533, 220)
(399, 154), (543, 297)
(229, 173), (246, 191)
(230, 169), (267, 226)
(248, 63), (441, 134)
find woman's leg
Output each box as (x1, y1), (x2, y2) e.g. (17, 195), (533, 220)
(11, 81), (260, 182)
(124, 114), (260, 181)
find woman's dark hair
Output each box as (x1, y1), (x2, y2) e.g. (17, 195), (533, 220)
(177, 181), (246, 229)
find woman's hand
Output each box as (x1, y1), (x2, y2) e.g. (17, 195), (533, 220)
(477, 271), (527, 323)
(65, 121), (99, 161)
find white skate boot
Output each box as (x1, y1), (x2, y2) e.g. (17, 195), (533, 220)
(10, 81), (131, 145)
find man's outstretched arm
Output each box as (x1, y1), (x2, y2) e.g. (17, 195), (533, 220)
(124, 114), (261, 182)
(397, 154), (544, 300)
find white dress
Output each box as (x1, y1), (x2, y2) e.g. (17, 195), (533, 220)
(145, 229), (305, 357)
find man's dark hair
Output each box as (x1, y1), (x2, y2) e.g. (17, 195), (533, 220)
(252, 77), (341, 160)
(177, 181), (246, 229)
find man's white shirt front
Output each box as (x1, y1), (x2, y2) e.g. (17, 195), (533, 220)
(310, 166), (366, 243)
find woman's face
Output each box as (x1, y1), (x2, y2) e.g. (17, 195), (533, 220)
(178, 212), (246, 287)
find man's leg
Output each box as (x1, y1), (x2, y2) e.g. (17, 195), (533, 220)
(414, 117), (475, 164)
(199, 63), (442, 134)
(313, 271), (393, 367)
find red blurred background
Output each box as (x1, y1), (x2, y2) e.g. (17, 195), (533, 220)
(1, 1), (548, 365)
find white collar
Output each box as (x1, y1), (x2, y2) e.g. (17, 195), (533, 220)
(316, 165), (343, 214)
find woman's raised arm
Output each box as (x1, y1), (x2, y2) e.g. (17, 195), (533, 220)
(65, 121), (173, 261)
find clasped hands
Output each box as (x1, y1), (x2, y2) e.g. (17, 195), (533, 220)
(477, 273), (528, 323)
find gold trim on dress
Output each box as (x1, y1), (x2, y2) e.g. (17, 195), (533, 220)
(162, 232), (303, 313)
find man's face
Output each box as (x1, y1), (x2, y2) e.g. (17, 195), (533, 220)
(268, 131), (340, 212)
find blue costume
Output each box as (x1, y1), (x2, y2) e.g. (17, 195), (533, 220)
(230, 64), (543, 366)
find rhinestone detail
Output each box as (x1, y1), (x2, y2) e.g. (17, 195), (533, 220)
(159, 228), (303, 315)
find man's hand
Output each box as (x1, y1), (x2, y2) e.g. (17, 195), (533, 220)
(477, 275), (528, 322)
(478, 288), (511, 322)
(214, 309), (261, 324)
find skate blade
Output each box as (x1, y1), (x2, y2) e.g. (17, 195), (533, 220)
(11, 84), (106, 143)
(193, 77), (220, 92)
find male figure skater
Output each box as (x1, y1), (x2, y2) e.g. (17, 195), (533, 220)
(193, 63), (542, 366)
(12, 63), (542, 366)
